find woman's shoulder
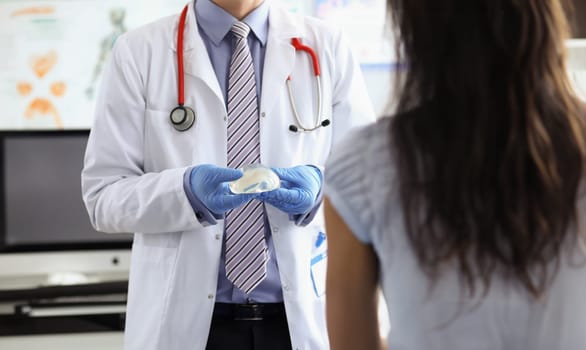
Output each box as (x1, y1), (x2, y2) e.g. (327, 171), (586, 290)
(328, 104), (435, 181)
(333, 117), (393, 158)
(326, 117), (395, 198)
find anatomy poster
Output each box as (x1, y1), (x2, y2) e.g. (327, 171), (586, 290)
(0, 0), (186, 130)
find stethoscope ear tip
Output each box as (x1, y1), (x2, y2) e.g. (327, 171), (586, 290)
(321, 119), (331, 127)
(289, 125), (299, 132)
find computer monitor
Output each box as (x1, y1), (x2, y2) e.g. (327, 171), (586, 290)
(0, 130), (131, 287)
(0, 130), (132, 252)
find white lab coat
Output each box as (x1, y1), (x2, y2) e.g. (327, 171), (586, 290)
(82, 2), (375, 349)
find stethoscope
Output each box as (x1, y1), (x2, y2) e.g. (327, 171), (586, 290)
(170, 5), (196, 131)
(286, 38), (330, 133)
(170, 4), (331, 133)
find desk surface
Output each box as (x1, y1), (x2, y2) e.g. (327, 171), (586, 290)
(0, 332), (123, 350)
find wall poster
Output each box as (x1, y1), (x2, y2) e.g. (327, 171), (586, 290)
(0, 0), (391, 130)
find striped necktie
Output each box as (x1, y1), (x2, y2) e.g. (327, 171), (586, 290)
(224, 21), (268, 294)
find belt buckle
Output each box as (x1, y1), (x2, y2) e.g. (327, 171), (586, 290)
(234, 304), (263, 321)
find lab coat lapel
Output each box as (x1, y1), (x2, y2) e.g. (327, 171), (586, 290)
(171, 2), (224, 106)
(260, 6), (303, 117)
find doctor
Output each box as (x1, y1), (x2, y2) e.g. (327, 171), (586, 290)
(82, 0), (374, 349)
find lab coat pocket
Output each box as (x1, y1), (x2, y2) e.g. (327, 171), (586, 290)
(134, 232), (182, 264)
(144, 109), (196, 171)
(126, 234), (181, 341)
(310, 231), (327, 298)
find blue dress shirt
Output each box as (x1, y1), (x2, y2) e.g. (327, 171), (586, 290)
(187, 0), (282, 304)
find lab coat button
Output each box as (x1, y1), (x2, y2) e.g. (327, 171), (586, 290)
(272, 227), (279, 233)
(215, 234), (221, 240)
(208, 294), (214, 299)
(261, 112), (266, 118)
(283, 285), (289, 291)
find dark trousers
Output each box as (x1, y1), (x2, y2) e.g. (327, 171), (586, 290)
(206, 303), (292, 350)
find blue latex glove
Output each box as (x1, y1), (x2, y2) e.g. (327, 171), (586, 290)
(190, 164), (257, 216)
(258, 165), (322, 215)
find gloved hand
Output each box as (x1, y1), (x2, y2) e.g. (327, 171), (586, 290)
(190, 164), (257, 216)
(258, 165), (322, 215)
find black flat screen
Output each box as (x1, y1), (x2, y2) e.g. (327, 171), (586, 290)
(0, 131), (131, 252)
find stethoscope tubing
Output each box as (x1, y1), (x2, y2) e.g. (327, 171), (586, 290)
(177, 5), (188, 107)
(169, 5), (196, 132)
(287, 37), (325, 132)
(286, 76), (322, 132)
(291, 38), (320, 76)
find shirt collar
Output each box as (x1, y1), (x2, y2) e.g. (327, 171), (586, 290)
(195, 0), (269, 46)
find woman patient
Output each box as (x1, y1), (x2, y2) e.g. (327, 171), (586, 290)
(324, 0), (586, 349)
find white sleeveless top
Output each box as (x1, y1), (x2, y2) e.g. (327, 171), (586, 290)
(324, 117), (586, 350)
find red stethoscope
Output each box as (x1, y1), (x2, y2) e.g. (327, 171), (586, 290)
(170, 5), (330, 133)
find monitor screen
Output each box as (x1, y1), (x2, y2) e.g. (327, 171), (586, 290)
(0, 130), (132, 252)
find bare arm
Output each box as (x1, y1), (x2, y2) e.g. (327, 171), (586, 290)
(325, 198), (384, 350)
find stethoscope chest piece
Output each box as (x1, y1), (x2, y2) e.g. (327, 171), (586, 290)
(170, 105), (196, 131)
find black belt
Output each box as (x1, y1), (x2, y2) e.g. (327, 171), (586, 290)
(212, 302), (286, 321)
